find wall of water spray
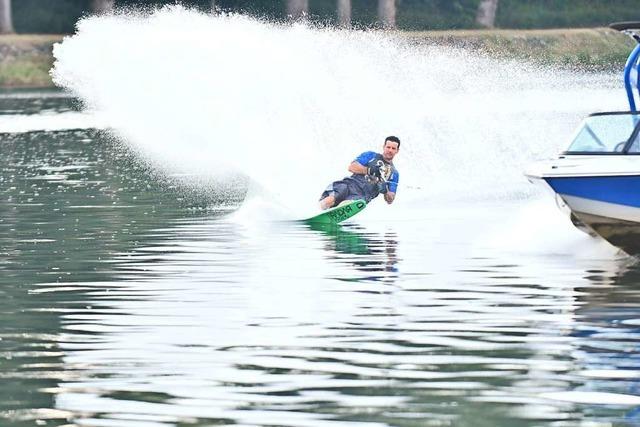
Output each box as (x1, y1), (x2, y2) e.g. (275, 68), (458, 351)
(52, 5), (624, 214)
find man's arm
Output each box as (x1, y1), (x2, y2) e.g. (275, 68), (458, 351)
(384, 191), (395, 204)
(385, 170), (398, 204)
(348, 161), (368, 175)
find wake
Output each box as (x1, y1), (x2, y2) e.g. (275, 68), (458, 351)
(52, 5), (622, 216)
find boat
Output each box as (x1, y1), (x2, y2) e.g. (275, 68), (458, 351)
(525, 22), (640, 255)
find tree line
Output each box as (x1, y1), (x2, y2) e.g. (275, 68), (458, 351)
(1, 0), (639, 35)
(0, 0), (497, 33)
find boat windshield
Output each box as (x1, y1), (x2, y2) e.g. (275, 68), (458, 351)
(565, 113), (640, 153)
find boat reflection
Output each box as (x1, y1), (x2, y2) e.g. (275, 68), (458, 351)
(558, 260), (640, 421)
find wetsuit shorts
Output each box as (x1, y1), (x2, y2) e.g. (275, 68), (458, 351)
(319, 178), (364, 206)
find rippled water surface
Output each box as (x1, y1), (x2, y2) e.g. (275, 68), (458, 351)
(3, 93), (640, 427)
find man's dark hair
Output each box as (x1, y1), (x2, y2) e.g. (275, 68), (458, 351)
(385, 135), (401, 148)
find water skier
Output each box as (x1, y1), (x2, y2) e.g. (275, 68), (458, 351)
(319, 136), (400, 210)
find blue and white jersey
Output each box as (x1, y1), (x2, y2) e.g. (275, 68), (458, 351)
(354, 151), (400, 193)
(322, 151), (400, 204)
(335, 151), (399, 203)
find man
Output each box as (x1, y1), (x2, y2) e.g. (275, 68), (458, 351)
(319, 136), (400, 210)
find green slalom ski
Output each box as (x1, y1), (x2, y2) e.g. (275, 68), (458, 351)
(304, 199), (367, 225)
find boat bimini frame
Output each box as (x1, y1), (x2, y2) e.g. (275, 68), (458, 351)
(610, 22), (640, 111)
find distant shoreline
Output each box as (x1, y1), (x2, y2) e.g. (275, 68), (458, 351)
(0, 28), (632, 89)
(0, 35), (64, 88)
(404, 27), (633, 71)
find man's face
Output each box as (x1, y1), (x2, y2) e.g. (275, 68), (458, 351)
(382, 140), (400, 161)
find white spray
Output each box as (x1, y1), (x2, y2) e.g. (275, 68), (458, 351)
(51, 5), (625, 218)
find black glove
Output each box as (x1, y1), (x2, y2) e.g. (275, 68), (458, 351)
(367, 163), (382, 178)
(377, 181), (388, 194)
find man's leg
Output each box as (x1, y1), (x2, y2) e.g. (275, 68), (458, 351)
(320, 194), (336, 210)
(319, 182), (349, 210)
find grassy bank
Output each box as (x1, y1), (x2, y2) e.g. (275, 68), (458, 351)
(405, 27), (634, 70)
(0, 35), (63, 88)
(0, 28), (634, 89)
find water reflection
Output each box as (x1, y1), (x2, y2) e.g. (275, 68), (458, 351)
(0, 88), (78, 116)
(549, 262), (640, 423)
(4, 105), (640, 425)
(307, 222), (399, 282)
(0, 126), (244, 426)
